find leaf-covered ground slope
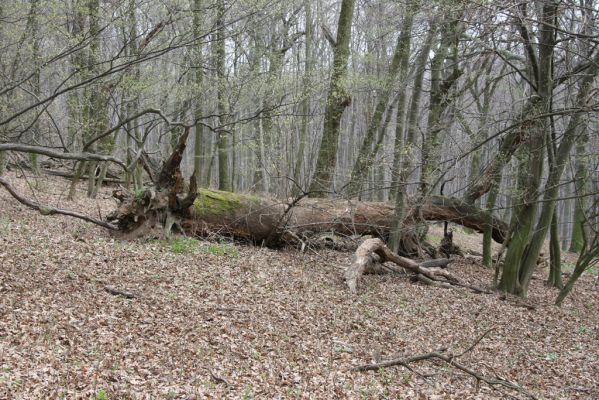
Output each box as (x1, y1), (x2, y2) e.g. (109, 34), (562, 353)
(0, 173), (597, 399)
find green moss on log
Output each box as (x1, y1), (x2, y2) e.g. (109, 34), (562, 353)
(193, 188), (260, 215)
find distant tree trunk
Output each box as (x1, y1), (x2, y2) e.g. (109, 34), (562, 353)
(463, 60), (503, 209)
(308, 0), (355, 196)
(547, 208), (563, 288)
(29, 0), (41, 175)
(388, 23), (436, 253)
(67, 0), (93, 200)
(192, 0), (206, 187)
(257, 12), (302, 194)
(419, 17), (463, 196)
(216, 0), (231, 191)
(292, 0), (314, 195)
(482, 168), (502, 268)
(569, 0), (594, 254)
(347, 10), (414, 196)
(389, 10), (414, 201)
(545, 116), (562, 287)
(569, 138), (589, 253)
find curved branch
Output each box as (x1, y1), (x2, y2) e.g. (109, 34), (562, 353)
(0, 176), (118, 230)
(0, 143), (126, 168)
(82, 108), (208, 152)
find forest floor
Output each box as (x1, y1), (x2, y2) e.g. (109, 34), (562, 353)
(0, 171), (598, 400)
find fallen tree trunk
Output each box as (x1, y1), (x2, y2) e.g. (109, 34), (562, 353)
(103, 129), (508, 247)
(107, 187), (508, 245)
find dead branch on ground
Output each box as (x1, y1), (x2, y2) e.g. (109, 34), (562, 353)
(0, 176), (118, 230)
(104, 285), (137, 299)
(355, 328), (537, 400)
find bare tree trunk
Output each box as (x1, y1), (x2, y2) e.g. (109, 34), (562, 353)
(308, 0), (355, 195)
(192, 0), (206, 187)
(347, 11), (413, 196)
(499, 2), (557, 297)
(419, 16), (463, 196)
(388, 22), (436, 254)
(292, 0), (314, 195)
(216, 0), (231, 191)
(29, 0), (41, 175)
(569, 138), (589, 253)
(547, 208), (563, 288)
(388, 10), (413, 201)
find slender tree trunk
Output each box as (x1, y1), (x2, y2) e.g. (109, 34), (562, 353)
(29, 0), (41, 175)
(67, 0), (91, 201)
(569, 138), (589, 253)
(292, 0), (314, 195)
(192, 0), (205, 187)
(482, 170), (502, 267)
(308, 0), (355, 195)
(547, 208), (563, 288)
(499, 2), (557, 297)
(419, 18), (462, 196)
(389, 12), (414, 201)
(216, 0), (231, 191)
(388, 23), (436, 253)
(347, 11), (413, 196)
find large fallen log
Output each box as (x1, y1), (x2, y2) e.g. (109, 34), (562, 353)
(103, 130), (508, 248)
(107, 187), (508, 245)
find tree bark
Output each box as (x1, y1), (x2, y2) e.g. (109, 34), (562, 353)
(388, 21), (436, 253)
(192, 0), (206, 187)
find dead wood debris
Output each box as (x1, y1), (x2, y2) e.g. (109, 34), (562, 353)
(356, 328), (538, 400)
(104, 285), (137, 299)
(345, 238), (490, 294)
(0, 176), (118, 230)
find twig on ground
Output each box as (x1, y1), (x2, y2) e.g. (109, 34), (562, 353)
(104, 285), (136, 299)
